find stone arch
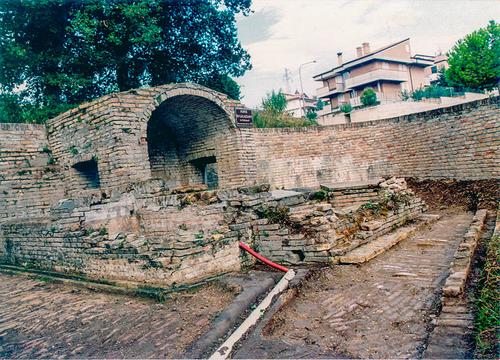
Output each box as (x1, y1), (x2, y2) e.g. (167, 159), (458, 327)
(140, 85), (238, 189)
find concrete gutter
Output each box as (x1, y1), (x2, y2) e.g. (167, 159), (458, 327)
(184, 271), (279, 358)
(209, 269), (296, 360)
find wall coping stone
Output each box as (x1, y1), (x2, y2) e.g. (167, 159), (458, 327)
(321, 178), (384, 191)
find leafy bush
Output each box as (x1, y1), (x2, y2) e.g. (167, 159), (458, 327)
(0, 93), (76, 124)
(411, 85), (464, 101)
(360, 88), (378, 106)
(253, 111), (317, 128)
(316, 98), (324, 110)
(340, 103), (352, 113)
(201, 74), (241, 100)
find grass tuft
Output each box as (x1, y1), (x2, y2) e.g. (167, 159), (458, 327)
(474, 233), (499, 358)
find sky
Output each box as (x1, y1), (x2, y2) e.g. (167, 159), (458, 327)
(235, 0), (500, 108)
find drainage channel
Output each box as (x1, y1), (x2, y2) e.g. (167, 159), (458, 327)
(209, 242), (296, 360)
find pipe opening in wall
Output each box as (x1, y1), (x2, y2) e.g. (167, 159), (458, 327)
(191, 156), (218, 189)
(72, 158), (100, 189)
(292, 250), (305, 262)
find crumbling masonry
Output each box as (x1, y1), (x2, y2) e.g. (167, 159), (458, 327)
(0, 83), (498, 286)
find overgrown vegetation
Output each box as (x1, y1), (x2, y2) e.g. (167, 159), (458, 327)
(400, 84), (483, 102)
(474, 232), (499, 358)
(257, 206), (291, 225)
(253, 90), (318, 128)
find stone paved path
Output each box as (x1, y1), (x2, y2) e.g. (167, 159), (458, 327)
(237, 212), (474, 359)
(0, 275), (235, 359)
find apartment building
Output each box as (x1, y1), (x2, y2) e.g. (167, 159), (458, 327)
(425, 54), (449, 84)
(284, 91), (317, 117)
(314, 39), (434, 114)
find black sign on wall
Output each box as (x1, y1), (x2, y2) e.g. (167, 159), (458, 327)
(235, 108), (253, 128)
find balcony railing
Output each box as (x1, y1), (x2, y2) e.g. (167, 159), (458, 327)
(316, 83), (345, 98)
(345, 69), (408, 89)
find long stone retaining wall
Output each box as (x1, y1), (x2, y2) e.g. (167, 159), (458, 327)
(0, 178), (424, 286)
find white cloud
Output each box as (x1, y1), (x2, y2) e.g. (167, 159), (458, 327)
(236, 0), (500, 107)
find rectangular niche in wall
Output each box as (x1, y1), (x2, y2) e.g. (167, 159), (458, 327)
(72, 158), (100, 189)
(191, 156), (218, 189)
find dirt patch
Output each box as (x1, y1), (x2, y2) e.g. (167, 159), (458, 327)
(407, 179), (499, 211)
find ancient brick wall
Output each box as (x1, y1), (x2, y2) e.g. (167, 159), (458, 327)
(0, 182), (245, 285)
(253, 97), (499, 189)
(0, 123), (64, 221)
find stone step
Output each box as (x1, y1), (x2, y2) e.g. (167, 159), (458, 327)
(333, 214), (441, 264)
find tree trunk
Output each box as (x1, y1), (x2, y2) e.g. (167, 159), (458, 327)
(117, 62), (130, 92)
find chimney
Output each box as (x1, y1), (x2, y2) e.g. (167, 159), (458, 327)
(337, 52), (343, 66)
(362, 42), (370, 55)
(356, 46), (363, 58)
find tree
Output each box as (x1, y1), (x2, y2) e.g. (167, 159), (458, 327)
(261, 90), (287, 114)
(316, 98), (324, 111)
(201, 74), (241, 100)
(446, 20), (500, 91)
(0, 0), (252, 123)
(305, 108), (318, 121)
(360, 88), (377, 106)
(434, 67), (449, 87)
(253, 89), (317, 128)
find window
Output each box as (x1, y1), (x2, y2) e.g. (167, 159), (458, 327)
(431, 66), (438, 74)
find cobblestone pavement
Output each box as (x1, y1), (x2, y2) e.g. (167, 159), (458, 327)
(256, 212), (474, 359)
(0, 275), (235, 359)
(424, 215), (495, 359)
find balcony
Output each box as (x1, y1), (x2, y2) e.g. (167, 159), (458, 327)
(316, 83), (345, 98)
(345, 69), (408, 89)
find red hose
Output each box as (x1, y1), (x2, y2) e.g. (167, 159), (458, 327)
(239, 242), (289, 272)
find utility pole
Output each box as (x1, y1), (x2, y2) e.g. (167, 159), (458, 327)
(299, 60), (317, 117)
(283, 68), (292, 93)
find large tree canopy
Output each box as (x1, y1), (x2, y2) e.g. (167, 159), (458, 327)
(446, 20), (500, 91)
(0, 0), (251, 123)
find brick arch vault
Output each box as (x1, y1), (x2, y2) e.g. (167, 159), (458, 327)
(144, 92), (234, 189)
(135, 83), (254, 190)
